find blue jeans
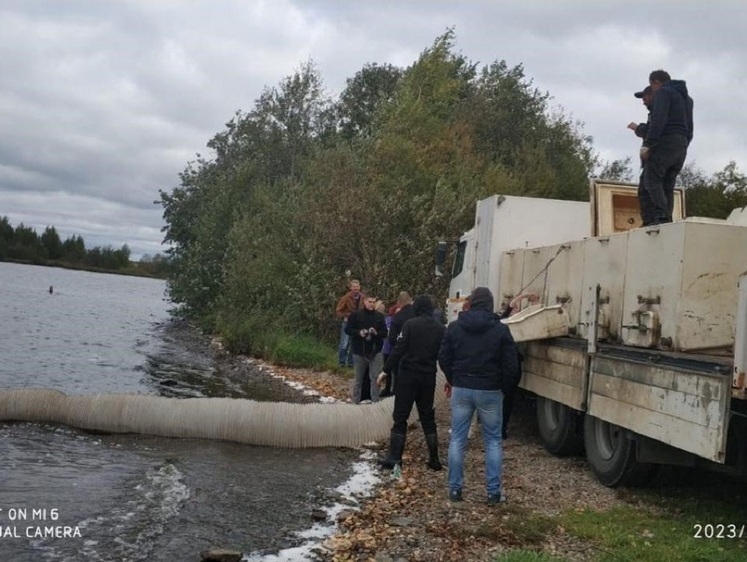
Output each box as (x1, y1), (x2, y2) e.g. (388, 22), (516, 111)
(448, 387), (503, 496)
(337, 319), (353, 366)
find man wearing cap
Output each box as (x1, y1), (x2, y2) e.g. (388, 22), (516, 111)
(628, 85), (656, 225)
(640, 69), (694, 225)
(438, 287), (520, 505)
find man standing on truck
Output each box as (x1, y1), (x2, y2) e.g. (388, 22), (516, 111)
(438, 287), (520, 504)
(628, 85), (656, 225)
(640, 69), (694, 225)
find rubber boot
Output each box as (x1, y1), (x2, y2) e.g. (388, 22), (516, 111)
(379, 431), (406, 469)
(425, 433), (442, 471)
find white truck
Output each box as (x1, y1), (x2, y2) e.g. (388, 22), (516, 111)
(439, 179), (747, 486)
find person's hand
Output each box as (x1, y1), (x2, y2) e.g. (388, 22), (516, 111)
(444, 382), (452, 398)
(640, 146), (650, 161)
(369, 327), (377, 336)
(627, 121), (638, 131)
(376, 372), (388, 389)
(359, 329), (368, 338)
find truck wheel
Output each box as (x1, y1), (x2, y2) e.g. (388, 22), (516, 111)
(583, 415), (658, 487)
(536, 397), (584, 456)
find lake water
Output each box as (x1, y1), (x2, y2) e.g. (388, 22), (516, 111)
(0, 262), (365, 561)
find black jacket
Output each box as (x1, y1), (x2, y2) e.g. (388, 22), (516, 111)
(384, 312), (446, 377)
(645, 79), (693, 147)
(438, 308), (520, 391)
(345, 308), (388, 357)
(388, 303), (415, 348)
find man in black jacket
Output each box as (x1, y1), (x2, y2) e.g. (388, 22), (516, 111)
(384, 291), (415, 396)
(378, 295), (446, 471)
(438, 287), (520, 505)
(641, 69), (694, 224)
(345, 295), (388, 403)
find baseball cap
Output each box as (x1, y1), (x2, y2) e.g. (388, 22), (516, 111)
(634, 85), (653, 98)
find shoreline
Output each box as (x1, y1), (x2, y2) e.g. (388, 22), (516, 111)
(209, 344), (747, 562)
(244, 359), (615, 561)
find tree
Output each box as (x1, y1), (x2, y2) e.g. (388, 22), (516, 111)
(41, 226), (63, 260)
(336, 63), (403, 140)
(0, 216), (13, 259)
(597, 157), (635, 182)
(62, 234), (86, 263)
(685, 161), (747, 218)
(160, 30), (610, 346)
(160, 61), (334, 322)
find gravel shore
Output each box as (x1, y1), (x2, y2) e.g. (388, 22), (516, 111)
(258, 364), (626, 561)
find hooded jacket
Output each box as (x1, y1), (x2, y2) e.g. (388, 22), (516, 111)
(645, 79), (694, 147)
(438, 287), (520, 391)
(383, 296), (445, 377)
(388, 303), (415, 348)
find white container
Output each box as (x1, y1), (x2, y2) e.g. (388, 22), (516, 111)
(579, 231), (630, 342)
(519, 241), (586, 335)
(622, 219), (747, 351)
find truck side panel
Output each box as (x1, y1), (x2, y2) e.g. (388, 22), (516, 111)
(588, 356), (731, 462)
(521, 342), (587, 411)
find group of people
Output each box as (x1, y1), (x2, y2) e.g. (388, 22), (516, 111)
(335, 284), (441, 403)
(335, 281), (521, 505)
(627, 69), (694, 226)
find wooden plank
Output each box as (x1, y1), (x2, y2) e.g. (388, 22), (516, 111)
(590, 372), (723, 428)
(588, 394), (726, 462)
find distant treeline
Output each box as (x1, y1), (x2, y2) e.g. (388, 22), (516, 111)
(0, 216), (170, 278)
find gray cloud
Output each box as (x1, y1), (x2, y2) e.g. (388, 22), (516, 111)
(1, 1), (745, 258)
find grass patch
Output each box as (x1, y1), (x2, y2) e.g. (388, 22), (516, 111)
(557, 498), (747, 561)
(494, 553), (567, 562)
(450, 479), (747, 562)
(216, 312), (344, 372)
(451, 504), (558, 546)
(269, 333), (338, 369)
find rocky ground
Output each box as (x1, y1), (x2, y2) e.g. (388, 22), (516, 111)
(258, 364), (628, 562)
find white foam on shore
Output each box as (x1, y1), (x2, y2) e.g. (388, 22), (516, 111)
(241, 449), (381, 562)
(240, 359), (382, 561)
(245, 357), (344, 402)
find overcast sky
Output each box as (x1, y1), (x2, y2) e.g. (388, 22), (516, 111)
(1, 1), (745, 259)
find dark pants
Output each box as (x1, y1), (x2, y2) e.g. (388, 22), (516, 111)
(638, 169), (657, 227)
(643, 134), (688, 224)
(391, 370), (436, 435)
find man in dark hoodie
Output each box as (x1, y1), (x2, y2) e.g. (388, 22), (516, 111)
(378, 295), (446, 471)
(438, 287), (520, 505)
(641, 69), (694, 225)
(385, 291), (415, 396)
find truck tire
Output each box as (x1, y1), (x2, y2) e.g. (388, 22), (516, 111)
(583, 415), (658, 487)
(536, 397), (584, 456)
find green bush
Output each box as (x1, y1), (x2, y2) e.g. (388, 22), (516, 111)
(270, 334), (338, 369)
(216, 313), (278, 356)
